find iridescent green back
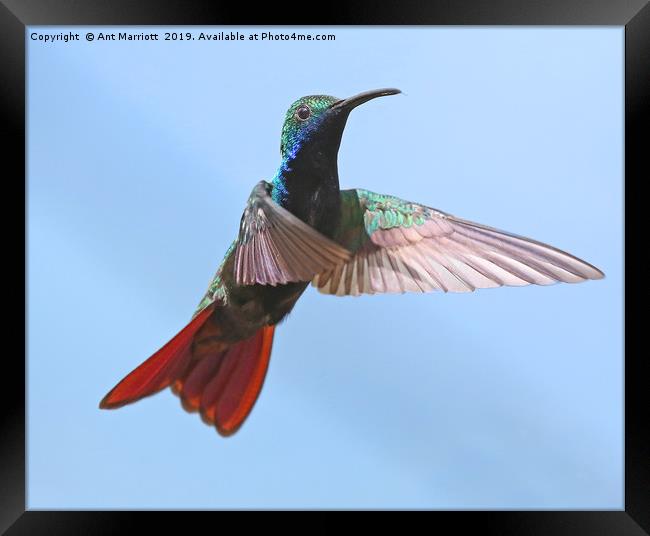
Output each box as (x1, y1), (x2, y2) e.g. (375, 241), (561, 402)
(193, 240), (236, 316)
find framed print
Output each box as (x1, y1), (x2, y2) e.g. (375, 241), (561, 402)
(4, 0), (645, 532)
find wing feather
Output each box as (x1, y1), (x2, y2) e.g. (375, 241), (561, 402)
(312, 189), (604, 296)
(234, 181), (351, 286)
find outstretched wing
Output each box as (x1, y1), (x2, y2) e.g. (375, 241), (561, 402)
(312, 189), (604, 296)
(234, 181), (351, 286)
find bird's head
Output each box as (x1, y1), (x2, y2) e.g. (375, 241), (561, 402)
(279, 88), (401, 160)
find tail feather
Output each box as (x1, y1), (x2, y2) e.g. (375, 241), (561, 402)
(100, 302), (276, 436)
(176, 325), (275, 435)
(200, 326), (275, 435)
(179, 351), (222, 412)
(99, 304), (215, 409)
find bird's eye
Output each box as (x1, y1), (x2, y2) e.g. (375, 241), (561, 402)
(295, 105), (311, 121)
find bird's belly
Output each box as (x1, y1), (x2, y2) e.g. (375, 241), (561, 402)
(202, 279), (307, 344)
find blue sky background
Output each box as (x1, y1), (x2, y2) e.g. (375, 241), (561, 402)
(27, 27), (623, 509)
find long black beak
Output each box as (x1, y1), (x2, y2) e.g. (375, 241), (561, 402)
(330, 88), (401, 112)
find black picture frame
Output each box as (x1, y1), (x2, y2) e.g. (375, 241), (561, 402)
(4, 0), (644, 532)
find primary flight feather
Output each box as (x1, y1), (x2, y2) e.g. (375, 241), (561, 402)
(100, 88), (604, 437)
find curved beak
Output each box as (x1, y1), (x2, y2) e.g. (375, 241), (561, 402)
(330, 88), (401, 112)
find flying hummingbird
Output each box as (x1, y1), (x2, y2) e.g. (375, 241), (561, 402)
(100, 88), (604, 437)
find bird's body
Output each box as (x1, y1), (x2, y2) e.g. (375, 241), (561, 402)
(100, 89), (604, 436)
(191, 94), (349, 346)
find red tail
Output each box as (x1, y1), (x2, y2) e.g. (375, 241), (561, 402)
(173, 324), (275, 436)
(100, 304), (276, 437)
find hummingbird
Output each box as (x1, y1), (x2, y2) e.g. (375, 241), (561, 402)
(100, 88), (604, 437)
